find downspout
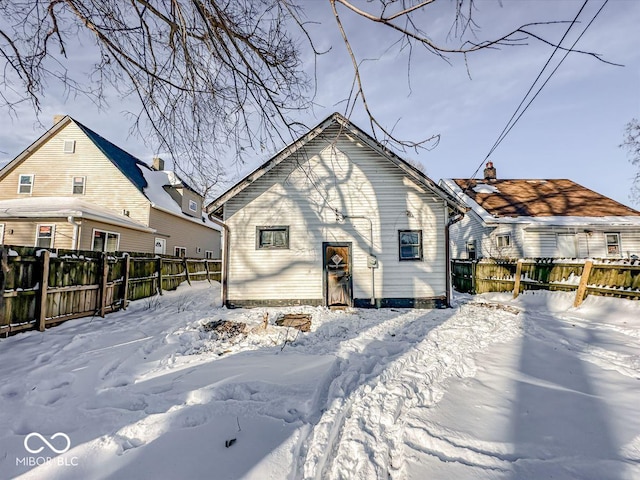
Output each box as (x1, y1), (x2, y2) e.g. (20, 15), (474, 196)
(67, 216), (81, 250)
(206, 213), (229, 307)
(445, 206), (464, 308)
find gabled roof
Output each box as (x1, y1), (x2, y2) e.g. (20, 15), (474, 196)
(440, 178), (640, 226)
(207, 112), (465, 214)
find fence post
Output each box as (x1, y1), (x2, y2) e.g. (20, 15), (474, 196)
(471, 260), (477, 294)
(157, 257), (163, 295)
(37, 250), (51, 332)
(183, 258), (192, 286)
(0, 247), (7, 323)
(99, 253), (109, 317)
(122, 254), (130, 310)
(205, 259), (211, 284)
(574, 260), (594, 307)
(513, 259), (523, 298)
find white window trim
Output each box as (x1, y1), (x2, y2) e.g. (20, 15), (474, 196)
(18, 174), (34, 194)
(91, 228), (120, 252)
(174, 246), (187, 257)
(63, 139), (76, 153)
(0, 223), (5, 244)
(35, 224), (55, 248)
(72, 176), (86, 195)
(605, 232), (621, 257)
(496, 234), (511, 248)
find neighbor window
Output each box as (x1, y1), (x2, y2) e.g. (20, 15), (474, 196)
(72, 176), (86, 194)
(92, 229), (120, 252)
(466, 240), (477, 260)
(399, 230), (422, 261)
(18, 174), (34, 194)
(174, 246), (187, 257)
(35, 224), (55, 248)
(496, 234), (511, 248)
(257, 226), (289, 249)
(205, 250), (215, 259)
(0, 223), (5, 244)
(188, 199), (198, 212)
(605, 233), (621, 257)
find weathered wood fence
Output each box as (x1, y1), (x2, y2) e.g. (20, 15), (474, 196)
(452, 258), (640, 306)
(0, 246), (221, 336)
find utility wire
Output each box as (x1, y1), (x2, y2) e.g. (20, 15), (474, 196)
(463, 0), (606, 185)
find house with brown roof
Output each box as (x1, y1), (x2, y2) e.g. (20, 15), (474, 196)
(439, 162), (640, 259)
(0, 116), (221, 258)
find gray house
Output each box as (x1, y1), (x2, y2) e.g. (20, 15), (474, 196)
(439, 163), (640, 260)
(208, 113), (465, 308)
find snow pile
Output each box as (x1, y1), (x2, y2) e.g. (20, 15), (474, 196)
(1, 283), (639, 479)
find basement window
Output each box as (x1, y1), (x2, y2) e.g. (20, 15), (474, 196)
(257, 226), (289, 249)
(399, 230), (422, 261)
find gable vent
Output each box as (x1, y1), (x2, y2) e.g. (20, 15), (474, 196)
(63, 140), (76, 154)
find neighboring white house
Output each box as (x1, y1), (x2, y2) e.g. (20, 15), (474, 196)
(207, 113), (465, 309)
(440, 163), (640, 260)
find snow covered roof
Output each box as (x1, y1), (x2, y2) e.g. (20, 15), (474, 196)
(0, 197), (155, 232)
(440, 178), (640, 227)
(207, 112), (466, 214)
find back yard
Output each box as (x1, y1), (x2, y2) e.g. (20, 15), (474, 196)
(1, 282), (639, 479)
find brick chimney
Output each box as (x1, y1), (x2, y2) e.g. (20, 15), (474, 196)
(152, 157), (165, 171)
(53, 114), (65, 125)
(483, 161), (497, 181)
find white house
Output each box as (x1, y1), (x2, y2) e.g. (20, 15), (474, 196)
(207, 113), (465, 308)
(440, 162), (640, 260)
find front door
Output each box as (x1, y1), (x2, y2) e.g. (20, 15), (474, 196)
(323, 243), (353, 307)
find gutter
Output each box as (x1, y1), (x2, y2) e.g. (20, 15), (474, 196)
(206, 212), (229, 307)
(67, 216), (81, 250)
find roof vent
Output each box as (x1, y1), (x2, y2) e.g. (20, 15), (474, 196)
(484, 161), (497, 181)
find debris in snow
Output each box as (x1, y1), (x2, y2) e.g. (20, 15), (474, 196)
(201, 319), (248, 340)
(275, 313), (312, 332)
(224, 438), (236, 448)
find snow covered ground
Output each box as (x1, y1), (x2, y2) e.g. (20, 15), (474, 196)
(1, 282), (639, 480)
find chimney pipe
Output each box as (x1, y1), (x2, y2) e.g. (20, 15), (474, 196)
(484, 161), (497, 181)
(152, 157), (165, 171)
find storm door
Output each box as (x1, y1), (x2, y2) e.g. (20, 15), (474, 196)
(323, 243), (353, 307)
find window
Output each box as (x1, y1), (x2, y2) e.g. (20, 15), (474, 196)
(0, 223), (5, 244)
(174, 246), (187, 257)
(63, 140), (76, 153)
(605, 233), (621, 257)
(188, 199), (198, 212)
(399, 230), (422, 261)
(92, 229), (120, 252)
(36, 224), (55, 248)
(257, 226), (289, 249)
(496, 234), (511, 248)
(466, 240), (477, 260)
(72, 176), (86, 194)
(205, 250), (215, 259)
(18, 174), (34, 194)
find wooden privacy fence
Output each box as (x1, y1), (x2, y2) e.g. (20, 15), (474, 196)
(452, 258), (640, 306)
(0, 246), (221, 336)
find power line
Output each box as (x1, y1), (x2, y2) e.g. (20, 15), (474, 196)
(464, 0), (608, 184)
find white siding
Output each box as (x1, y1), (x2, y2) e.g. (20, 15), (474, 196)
(225, 126), (447, 303)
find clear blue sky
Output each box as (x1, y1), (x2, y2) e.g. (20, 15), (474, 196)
(1, 0), (639, 206)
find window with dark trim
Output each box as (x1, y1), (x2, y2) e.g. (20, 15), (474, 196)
(257, 226), (289, 249)
(399, 230), (422, 261)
